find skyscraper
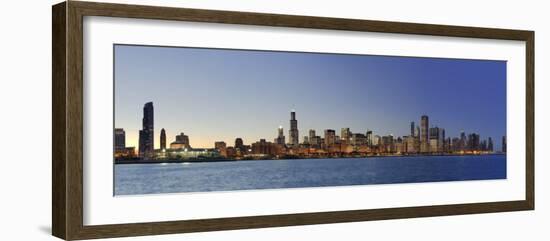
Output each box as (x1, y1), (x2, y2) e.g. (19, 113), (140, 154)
(235, 138), (244, 150)
(114, 128), (125, 149)
(366, 130), (373, 147)
(341, 128), (351, 143)
(275, 126), (285, 145)
(160, 128), (166, 150)
(289, 110), (299, 146)
(138, 102), (154, 159)
(488, 137), (494, 152)
(420, 115), (429, 152)
(410, 121), (415, 137)
(429, 126), (439, 152)
(324, 129), (336, 146)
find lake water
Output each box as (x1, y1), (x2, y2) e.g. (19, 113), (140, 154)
(114, 155), (506, 195)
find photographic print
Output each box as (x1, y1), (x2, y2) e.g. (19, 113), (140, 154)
(113, 44), (507, 196)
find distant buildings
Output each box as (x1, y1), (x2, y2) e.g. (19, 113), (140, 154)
(420, 115), (429, 153)
(341, 128), (351, 144)
(114, 128), (125, 149)
(160, 128), (166, 150)
(138, 102), (154, 159)
(324, 129), (336, 146)
(170, 132), (190, 149)
(114, 128), (136, 159)
(289, 111), (299, 146)
(117, 102), (505, 162)
(275, 126), (285, 145)
(214, 141), (227, 157)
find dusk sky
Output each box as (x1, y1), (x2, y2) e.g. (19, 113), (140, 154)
(114, 44), (506, 150)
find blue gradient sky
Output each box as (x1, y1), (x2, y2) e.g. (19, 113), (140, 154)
(114, 44), (506, 150)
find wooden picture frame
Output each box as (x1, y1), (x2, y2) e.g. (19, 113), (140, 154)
(52, 1), (534, 240)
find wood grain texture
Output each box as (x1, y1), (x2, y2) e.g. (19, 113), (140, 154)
(52, 2), (67, 240)
(51, 1), (535, 240)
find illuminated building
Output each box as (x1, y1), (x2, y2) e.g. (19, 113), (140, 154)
(366, 130), (373, 147)
(215, 141), (227, 157)
(138, 102), (154, 159)
(114, 147), (136, 159)
(405, 135), (419, 153)
(170, 132), (190, 149)
(289, 110), (299, 146)
(251, 139), (282, 156)
(341, 128), (351, 144)
(324, 129), (336, 146)
(429, 127), (439, 152)
(467, 133), (480, 151)
(162, 148), (221, 160)
(160, 128), (166, 150)
(351, 133), (367, 146)
(420, 115), (429, 153)
(275, 126), (285, 145)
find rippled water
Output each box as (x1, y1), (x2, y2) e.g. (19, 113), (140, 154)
(114, 155), (506, 195)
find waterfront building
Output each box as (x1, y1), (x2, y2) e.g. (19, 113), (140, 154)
(170, 132), (191, 149)
(410, 122), (415, 137)
(373, 135), (381, 146)
(395, 137), (405, 153)
(420, 115), (429, 153)
(114, 147), (136, 159)
(488, 137), (494, 152)
(235, 138), (244, 150)
(324, 129), (336, 146)
(481, 140), (488, 151)
(289, 110), (299, 146)
(251, 139), (282, 156)
(341, 128), (351, 144)
(467, 133), (480, 151)
(114, 128), (125, 149)
(439, 128), (446, 151)
(160, 128), (166, 150)
(309, 129), (316, 140)
(429, 126), (440, 152)
(351, 133), (367, 146)
(429, 139), (438, 153)
(303, 136), (309, 145)
(214, 141), (227, 157)
(366, 130), (373, 147)
(405, 135), (419, 153)
(162, 148), (221, 160)
(381, 135), (394, 153)
(275, 126), (286, 145)
(138, 102), (154, 159)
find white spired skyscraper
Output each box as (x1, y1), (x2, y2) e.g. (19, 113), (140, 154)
(289, 110), (299, 146)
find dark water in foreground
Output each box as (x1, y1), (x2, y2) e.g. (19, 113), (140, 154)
(114, 155), (506, 195)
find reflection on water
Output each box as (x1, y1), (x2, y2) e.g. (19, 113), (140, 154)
(114, 155), (506, 195)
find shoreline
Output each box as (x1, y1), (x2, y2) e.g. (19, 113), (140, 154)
(114, 153), (506, 165)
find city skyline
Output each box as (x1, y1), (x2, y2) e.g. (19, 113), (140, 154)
(115, 44), (506, 150)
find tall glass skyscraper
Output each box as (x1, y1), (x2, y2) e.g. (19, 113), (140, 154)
(420, 115), (429, 153)
(160, 128), (166, 150)
(289, 110), (299, 146)
(139, 102), (154, 159)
